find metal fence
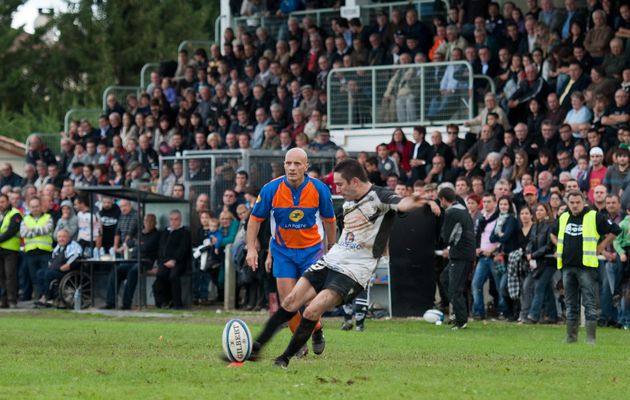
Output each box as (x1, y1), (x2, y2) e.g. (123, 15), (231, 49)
(102, 86), (141, 112)
(327, 61), (474, 129)
(232, 0), (447, 41)
(159, 149), (336, 211)
(63, 108), (102, 136)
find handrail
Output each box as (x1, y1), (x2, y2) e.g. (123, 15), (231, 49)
(102, 86), (141, 112)
(473, 74), (497, 94)
(326, 60), (475, 129)
(233, 0), (448, 37)
(177, 40), (214, 53)
(214, 15), (227, 44)
(140, 63), (160, 90)
(63, 108), (101, 135)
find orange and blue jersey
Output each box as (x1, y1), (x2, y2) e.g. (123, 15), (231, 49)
(250, 174), (335, 250)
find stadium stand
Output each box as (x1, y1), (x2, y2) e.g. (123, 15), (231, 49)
(3, 0), (630, 329)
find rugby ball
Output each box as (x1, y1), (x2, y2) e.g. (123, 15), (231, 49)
(423, 309), (444, 324)
(222, 319), (253, 362)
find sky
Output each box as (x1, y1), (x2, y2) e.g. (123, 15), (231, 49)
(11, 0), (68, 33)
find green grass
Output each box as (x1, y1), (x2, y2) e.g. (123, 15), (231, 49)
(1, 311), (629, 399)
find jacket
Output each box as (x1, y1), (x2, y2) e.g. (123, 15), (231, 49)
(527, 221), (555, 266)
(490, 214), (519, 254)
(441, 203), (476, 261)
(158, 225), (190, 266)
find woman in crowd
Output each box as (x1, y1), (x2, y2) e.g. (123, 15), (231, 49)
(109, 159), (126, 187)
(525, 203), (558, 324)
(516, 206), (534, 322)
(491, 196), (520, 319)
(387, 128), (414, 175)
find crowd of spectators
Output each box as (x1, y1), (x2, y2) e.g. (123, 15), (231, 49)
(2, 0), (630, 325)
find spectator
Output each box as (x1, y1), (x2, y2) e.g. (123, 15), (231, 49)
(20, 197), (54, 301)
(54, 200), (78, 241)
(25, 134), (56, 166)
(0, 194), (22, 308)
(35, 229), (82, 307)
(153, 210), (190, 309)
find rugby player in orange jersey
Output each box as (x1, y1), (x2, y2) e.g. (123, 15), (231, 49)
(246, 148), (337, 357)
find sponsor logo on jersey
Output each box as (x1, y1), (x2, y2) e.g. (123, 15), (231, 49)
(289, 209), (304, 222)
(256, 195), (262, 203)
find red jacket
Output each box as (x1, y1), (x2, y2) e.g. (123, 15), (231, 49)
(386, 141), (414, 173)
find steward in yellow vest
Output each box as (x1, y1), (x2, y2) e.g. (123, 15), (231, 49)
(0, 194), (23, 308)
(19, 198), (54, 300)
(550, 191), (619, 345)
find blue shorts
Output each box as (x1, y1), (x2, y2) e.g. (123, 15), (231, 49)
(271, 243), (323, 279)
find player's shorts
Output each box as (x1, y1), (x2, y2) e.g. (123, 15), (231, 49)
(271, 243), (323, 279)
(302, 261), (364, 305)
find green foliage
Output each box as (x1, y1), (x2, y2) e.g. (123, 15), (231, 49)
(1, 312), (630, 399)
(0, 0), (219, 140)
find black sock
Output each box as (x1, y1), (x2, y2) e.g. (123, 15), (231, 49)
(254, 307), (297, 351)
(280, 317), (317, 360)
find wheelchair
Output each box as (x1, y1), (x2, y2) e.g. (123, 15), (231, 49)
(48, 270), (92, 309)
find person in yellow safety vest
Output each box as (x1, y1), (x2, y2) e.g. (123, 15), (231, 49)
(551, 191), (620, 345)
(19, 197), (53, 302)
(0, 194), (23, 309)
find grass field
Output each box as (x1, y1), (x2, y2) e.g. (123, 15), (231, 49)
(1, 310), (629, 399)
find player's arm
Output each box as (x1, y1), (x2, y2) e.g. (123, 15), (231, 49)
(396, 192), (428, 213)
(323, 219), (337, 251)
(246, 218), (262, 271)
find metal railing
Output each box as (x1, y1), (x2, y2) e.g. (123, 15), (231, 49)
(232, 0), (447, 40)
(140, 62), (160, 91)
(63, 108), (102, 135)
(215, 15), (228, 44)
(102, 86), (141, 112)
(473, 74), (497, 95)
(327, 60), (474, 129)
(177, 40), (215, 58)
(159, 149), (336, 209)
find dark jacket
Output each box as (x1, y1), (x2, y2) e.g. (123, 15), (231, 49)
(441, 202), (476, 261)
(129, 228), (160, 266)
(490, 214), (520, 254)
(527, 221), (555, 266)
(158, 226), (190, 267)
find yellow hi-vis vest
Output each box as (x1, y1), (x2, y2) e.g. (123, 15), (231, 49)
(23, 213), (53, 253)
(0, 208), (22, 252)
(556, 210), (600, 269)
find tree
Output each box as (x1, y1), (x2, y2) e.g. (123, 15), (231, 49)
(0, 0), (219, 140)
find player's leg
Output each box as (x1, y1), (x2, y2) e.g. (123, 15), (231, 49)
(274, 289), (342, 367)
(252, 277), (318, 355)
(353, 290), (369, 331)
(341, 300), (355, 330)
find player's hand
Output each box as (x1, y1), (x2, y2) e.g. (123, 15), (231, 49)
(442, 248), (449, 259)
(164, 260), (175, 268)
(247, 249), (259, 271)
(265, 253), (273, 273)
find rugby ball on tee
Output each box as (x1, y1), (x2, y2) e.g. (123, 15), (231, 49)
(423, 309), (444, 324)
(222, 319), (253, 363)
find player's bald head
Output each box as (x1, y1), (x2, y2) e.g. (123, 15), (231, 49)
(285, 148), (308, 165)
